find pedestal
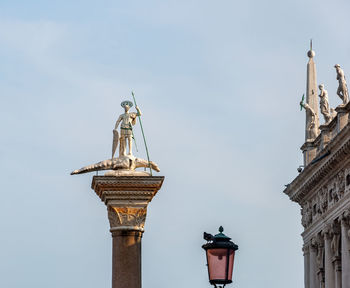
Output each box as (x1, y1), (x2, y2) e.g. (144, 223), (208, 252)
(319, 124), (332, 150)
(335, 105), (349, 133)
(92, 176), (164, 288)
(301, 141), (317, 166)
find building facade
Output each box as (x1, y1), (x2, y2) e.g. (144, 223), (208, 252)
(284, 47), (350, 288)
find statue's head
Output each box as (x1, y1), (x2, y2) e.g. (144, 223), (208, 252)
(335, 64), (341, 69)
(319, 84), (324, 90)
(121, 100), (133, 112)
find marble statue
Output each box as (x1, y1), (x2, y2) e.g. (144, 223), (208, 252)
(71, 100), (159, 176)
(113, 100), (141, 158)
(318, 84), (332, 124)
(301, 101), (317, 140)
(335, 64), (349, 105)
(71, 157), (160, 175)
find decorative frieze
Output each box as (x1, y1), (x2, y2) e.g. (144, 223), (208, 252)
(301, 170), (347, 229)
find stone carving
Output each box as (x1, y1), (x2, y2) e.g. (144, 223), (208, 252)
(113, 100), (141, 158)
(108, 206), (147, 230)
(330, 108), (337, 119)
(337, 170), (345, 198)
(319, 84), (332, 124)
(302, 243), (310, 255)
(300, 169), (349, 228)
(335, 64), (349, 105)
(71, 100), (160, 176)
(301, 102), (318, 140)
(331, 222), (341, 257)
(71, 157), (160, 175)
(319, 188), (328, 214)
(316, 237), (323, 261)
(301, 202), (312, 228)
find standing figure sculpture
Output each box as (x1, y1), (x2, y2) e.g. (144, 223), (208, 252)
(71, 97), (160, 176)
(113, 100), (141, 158)
(335, 64), (349, 105)
(301, 101), (318, 140)
(318, 84), (332, 124)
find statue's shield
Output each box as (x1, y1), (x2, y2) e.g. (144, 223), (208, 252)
(112, 130), (119, 159)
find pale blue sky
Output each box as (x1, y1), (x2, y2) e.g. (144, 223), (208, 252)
(1, 1), (350, 287)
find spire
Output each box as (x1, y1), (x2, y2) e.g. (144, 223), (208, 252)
(305, 40), (319, 141)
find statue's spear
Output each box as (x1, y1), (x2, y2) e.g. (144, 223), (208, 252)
(132, 91), (152, 175)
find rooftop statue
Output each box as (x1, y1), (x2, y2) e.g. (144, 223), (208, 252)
(318, 84), (332, 124)
(71, 95), (159, 176)
(335, 64), (349, 105)
(300, 99), (317, 141)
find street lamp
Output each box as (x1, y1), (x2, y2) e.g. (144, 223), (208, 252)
(202, 226), (238, 288)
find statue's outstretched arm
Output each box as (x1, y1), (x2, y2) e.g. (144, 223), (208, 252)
(136, 106), (142, 117)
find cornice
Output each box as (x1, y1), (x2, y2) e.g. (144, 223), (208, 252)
(284, 123), (350, 204)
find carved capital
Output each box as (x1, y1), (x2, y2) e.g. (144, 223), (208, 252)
(341, 208), (350, 222)
(310, 238), (319, 251)
(108, 206), (147, 232)
(303, 243), (310, 255)
(323, 224), (333, 240)
(91, 176), (164, 234)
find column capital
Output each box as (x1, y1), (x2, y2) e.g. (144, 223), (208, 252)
(310, 238), (319, 251)
(91, 176), (164, 232)
(303, 243), (310, 255)
(323, 224), (334, 240)
(341, 208), (350, 223)
(108, 206), (147, 232)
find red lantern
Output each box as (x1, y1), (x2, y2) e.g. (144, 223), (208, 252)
(202, 227), (238, 288)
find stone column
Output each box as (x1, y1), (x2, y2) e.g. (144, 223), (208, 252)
(324, 229), (335, 288)
(303, 243), (310, 288)
(341, 213), (350, 288)
(92, 176), (164, 288)
(334, 259), (342, 288)
(310, 239), (318, 288)
(317, 239), (325, 288)
(331, 222), (342, 288)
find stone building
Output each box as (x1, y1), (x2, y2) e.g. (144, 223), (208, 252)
(284, 47), (350, 288)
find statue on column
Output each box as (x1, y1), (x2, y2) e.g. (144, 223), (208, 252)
(335, 64), (349, 105)
(71, 96), (160, 176)
(318, 84), (332, 124)
(300, 101), (318, 140)
(112, 100), (141, 158)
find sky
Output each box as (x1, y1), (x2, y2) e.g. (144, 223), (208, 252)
(1, 1), (350, 287)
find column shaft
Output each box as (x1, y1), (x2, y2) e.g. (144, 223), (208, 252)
(341, 220), (350, 288)
(310, 245), (318, 288)
(325, 236), (335, 288)
(334, 259), (341, 288)
(112, 230), (143, 288)
(304, 244), (310, 288)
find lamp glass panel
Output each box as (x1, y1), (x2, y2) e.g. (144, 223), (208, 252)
(207, 248), (228, 281)
(227, 250), (235, 281)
